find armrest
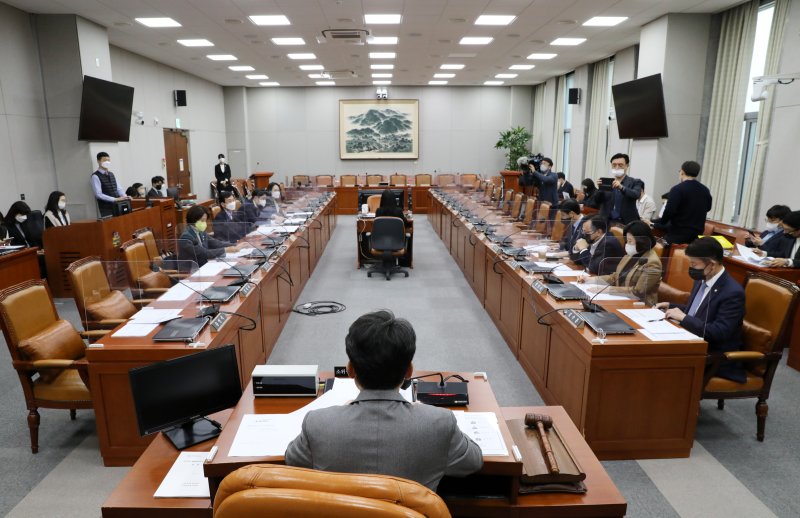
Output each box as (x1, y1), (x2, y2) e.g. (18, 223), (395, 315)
(31, 359), (80, 369)
(95, 319), (128, 326)
(79, 330), (109, 340)
(724, 351), (765, 361)
(132, 298), (156, 308)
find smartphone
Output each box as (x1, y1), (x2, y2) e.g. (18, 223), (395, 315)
(599, 177), (614, 191)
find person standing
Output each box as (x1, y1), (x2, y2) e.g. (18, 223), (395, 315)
(214, 153), (239, 196)
(532, 157), (559, 206)
(91, 152), (126, 217)
(593, 153), (643, 225)
(653, 160), (713, 245)
(43, 191), (71, 228)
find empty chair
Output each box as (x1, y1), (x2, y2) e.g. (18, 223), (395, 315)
(368, 217), (409, 281)
(515, 198), (536, 230)
(316, 175), (334, 187)
(437, 174), (455, 186)
(367, 195), (382, 213)
(366, 174), (382, 187)
(120, 239), (172, 298)
(390, 174), (408, 186)
(415, 174), (432, 187)
(340, 175), (357, 187)
(292, 175), (311, 187)
(534, 201), (552, 233)
(507, 193), (523, 220)
(460, 173), (478, 186)
(66, 256), (138, 332)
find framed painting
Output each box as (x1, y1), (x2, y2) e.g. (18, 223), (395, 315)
(339, 99), (419, 159)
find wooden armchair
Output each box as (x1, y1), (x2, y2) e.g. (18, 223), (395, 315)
(702, 272), (800, 441)
(534, 201), (552, 234)
(367, 195), (382, 213)
(292, 175), (311, 187)
(66, 256), (138, 332)
(437, 174), (456, 186)
(460, 173), (478, 187)
(504, 193), (524, 220)
(120, 239), (172, 298)
(366, 174), (382, 187)
(515, 198), (536, 230)
(390, 174), (407, 186)
(415, 174), (432, 187)
(0, 280), (95, 453)
(340, 174), (357, 187)
(315, 175), (334, 187)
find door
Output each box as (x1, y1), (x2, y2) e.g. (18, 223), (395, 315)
(163, 129), (192, 196)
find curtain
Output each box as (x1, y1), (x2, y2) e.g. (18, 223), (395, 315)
(739, 0), (790, 228)
(531, 84), (546, 154)
(702, 0), (758, 221)
(584, 58), (611, 180)
(551, 76), (565, 166)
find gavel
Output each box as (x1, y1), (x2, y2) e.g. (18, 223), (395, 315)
(524, 413), (559, 474)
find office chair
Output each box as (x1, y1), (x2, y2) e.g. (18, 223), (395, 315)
(437, 174), (455, 186)
(366, 174), (382, 187)
(368, 217), (409, 281)
(120, 239), (172, 298)
(367, 195), (382, 213)
(213, 464), (450, 518)
(390, 174), (408, 186)
(415, 174), (432, 187)
(316, 175), (334, 187)
(340, 174), (357, 187)
(293, 175), (311, 187)
(66, 256), (138, 332)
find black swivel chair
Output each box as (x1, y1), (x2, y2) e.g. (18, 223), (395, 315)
(368, 217), (409, 281)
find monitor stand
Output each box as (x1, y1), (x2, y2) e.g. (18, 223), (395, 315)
(163, 417), (221, 450)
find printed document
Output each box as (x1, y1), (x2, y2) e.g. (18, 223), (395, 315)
(153, 451), (210, 498)
(453, 411), (508, 456)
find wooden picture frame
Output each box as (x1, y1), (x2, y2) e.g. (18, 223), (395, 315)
(339, 99), (419, 160)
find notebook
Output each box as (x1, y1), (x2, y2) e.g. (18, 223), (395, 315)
(579, 311), (636, 335)
(221, 264), (259, 278)
(546, 284), (588, 301)
(152, 317), (210, 342)
(201, 285), (240, 303)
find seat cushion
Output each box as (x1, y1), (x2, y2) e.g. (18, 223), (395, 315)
(18, 320), (86, 383)
(33, 367), (91, 402)
(86, 290), (137, 321)
(741, 320), (772, 355)
(705, 372), (764, 393)
(138, 270), (170, 290)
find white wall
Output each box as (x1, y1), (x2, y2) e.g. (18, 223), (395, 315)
(228, 85), (531, 180)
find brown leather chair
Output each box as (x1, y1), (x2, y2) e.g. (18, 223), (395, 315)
(702, 272), (800, 441)
(213, 464), (450, 518)
(550, 214), (565, 242)
(610, 226), (625, 247)
(653, 242), (665, 259)
(437, 174), (455, 186)
(460, 173), (478, 186)
(341, 175), (357, 187)
(483, 184), (495, 203)
(390, 174), (407, 186)
(534, 201), (552, 234)
(292, 175), (311, 187)
(316, 175), (334, 187)
(506, 193), (523, 220)
(415, 174), (432, 187)
(120, 239), (172, 297)
(0, 280), (94, 453)
(367, 195), (382, 213)
(662, 245), (693, 293)
(366, 174), (382, 187)
(515, 198), (536, 230)
(66, 256), (138, 332)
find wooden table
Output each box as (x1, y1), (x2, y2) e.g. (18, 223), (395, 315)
(0, 247), (41, 291)
(355, 216), (414, 268)
(429, 192), (708, 460)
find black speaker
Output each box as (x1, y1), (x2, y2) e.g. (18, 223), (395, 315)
(568, 88), (581, 105)
(174, 90), (187, 107)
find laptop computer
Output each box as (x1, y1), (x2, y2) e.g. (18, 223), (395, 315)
(201, 285), (240, 303)
(243, 248), (276, 262)
(579, 311), (636, 335)
(222, 264), (259, 278)
(546, 284), (588, 301)
(518, 262), (558, 274)
(152, 317), (210, 342)
(500, 246), (527, 258)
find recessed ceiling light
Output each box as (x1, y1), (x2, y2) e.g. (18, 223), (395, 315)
(246, 74), (269, 80)
(373, 80), (391, 85)
(369, 52), (396, 59)
(207, 54), (237, 61)
(287, 53), (316, 60)
(449, 53), (477, 58)
(527, 53), (557, 59)
(316, 81), (335, 86)
(484, 81), (504, 85)
(440, 64), (465, 70)
(177, 39), (213, 47)
(135, 17), (181, 28)
(495, 73), (517, 78)
(429, 80), (448, 85)
(459, 37), (494, 45)
(299, 64), (324, 70)
(308, 74), (325, 79)
(474, 15), (516, 26)
(583, 16), (628, 27)
(364, 14), (402, 24)
(259, 81), (280, 86)
(271, 37), (305, 45)
(229, 65), (255, 71)
(368, 36), (398, 45)
(248, 15), (290, 26)
(434, 73), (455, 78)
(370, 64), (394, 70)
(551, 38), (586, 46)
(372, 73), (393, 78)
(509, 64), (535, 70)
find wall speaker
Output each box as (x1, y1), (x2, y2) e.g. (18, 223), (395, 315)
(568, 88), (581, 105)
(174, 90), (187, 107)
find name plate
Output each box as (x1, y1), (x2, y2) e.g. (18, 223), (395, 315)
(508, 260), (520, 271)
(210, 313), (228, 332)
(240, 283), (254, 297)
(491, 244), (502, 254)
(531, 280), (548, 294)
(299, 225), (306, 232)
(563, 309), (585, 329)
(260, 262), (272, 272)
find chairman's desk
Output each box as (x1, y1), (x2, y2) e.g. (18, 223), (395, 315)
(429, 191), (707, 460)
(331, 184), (433, 215)
(0, 247), (40, 290)
(355, 215), (415, 268)
(88, 196), (336, 466)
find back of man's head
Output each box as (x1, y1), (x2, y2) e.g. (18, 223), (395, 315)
(686, 236), (723, 262)
(589, 215), (607, 234)
(558, 199), (580, 215)
(345, 310), (416, 390)
(681, 161), (702, 177)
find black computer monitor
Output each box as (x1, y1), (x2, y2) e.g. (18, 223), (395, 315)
(129, 344), (242, 449)
(112, 198), (132, 216)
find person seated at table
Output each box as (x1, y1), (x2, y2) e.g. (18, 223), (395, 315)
(177, 204), (242, 267)
(557, 172), (574, 200)
(580, 221), (662, 305)
(571, 215), (624, 276)
(125, 183), (146, 198)
(551, 199), (586, 257)
(763, 210), (800, 268)
(0, 210), (9, 242)
(656, 237), (746, 383)
(747, 204), (791, 257)
(375, 189), (408, 225)
(285, 310), (483, 490)
(213, 190), (249, 243)
(5, 201), (43, 248)
(579, 177), (599, 207)
(242, 189), (271, 224)
(147, 176), (167, 198)
(43, 191), (71, 228)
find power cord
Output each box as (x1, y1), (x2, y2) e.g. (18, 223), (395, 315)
(292, 300), (346, 316)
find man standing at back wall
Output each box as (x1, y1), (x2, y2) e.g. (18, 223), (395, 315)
(91, 152), (127, 217)
(653, 160), (712, 245)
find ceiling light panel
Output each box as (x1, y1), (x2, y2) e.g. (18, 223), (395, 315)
(364, 14), (402, 24)
(459, 37), (494, 45)
(229, 65), (254, 71)
(368, 36), (398, 44)
(207, 54), (237, 61)
(373, 81), (391, 85)
(495, 73), (517, 78)
(509, 64), (535, 70)
(299, 64), (324, 70)
(583, 17), (628, 27)
(474, 15), (516, 26)
(307, 74), (325, 79)
(369, 52), (396, 59)
(527, 53), (557, 59)
(287, 53), (316, 60)
(177, 39), (213, 47)
(434, 73), (455, 78)
(440, 64), (465, 69)
(551, 38), (586, 45)
(249, 15), (290, 26)
(371, 73), (393, 78)
(370, 64), (394, 69)
(259, 82), (280, 86)
(246, 74), (269, 79)
(429, 80), (448, 85)
(135, 18), (181, 28)
(316, 81), (336, 86)
(271, 37), (305, 45)
(484, 81), (504, 85)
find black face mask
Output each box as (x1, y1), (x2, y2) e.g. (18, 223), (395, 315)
(687, 265), (707, 281)
(583, 232), (594, 243)
(155, 184), (163, 190)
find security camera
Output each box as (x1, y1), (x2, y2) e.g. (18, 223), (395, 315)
(751, 73), (800, 102)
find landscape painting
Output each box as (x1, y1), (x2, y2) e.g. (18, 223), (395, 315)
(339, 99), (419, 159)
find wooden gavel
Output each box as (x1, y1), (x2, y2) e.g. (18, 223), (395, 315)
(524, 413), (560, 474)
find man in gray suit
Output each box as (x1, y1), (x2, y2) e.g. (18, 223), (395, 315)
(285, 310), (483, 490)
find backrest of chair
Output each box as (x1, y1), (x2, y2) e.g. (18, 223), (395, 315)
(366, 175), (382, 186)
(510, 193), (523, 219)
(534, 201), (551, 233)
(367, 195), (382, 212)
(121, 239), (171, 290)
(132, 228), (159, 261)
(521, 198), (536, 225)
(460, 174), (478, 186)
(213, 465), (450, 518)
(371, 217), (406, 251)
(293, 175), (310, 186)
(66, 256), (111, 319)
(415, 174), (432, 186)
(610, 226), (624, 246)
(390, 174), (407, 186)
(340, 175), (357, 187)
(484, 184), (495, 202)
(653, 242), (665, 258)
(437, 174), (455, 186)
(744, 273), (800, 353)
(0, 280), (59, 352)
(211, 205), (222, 219)
(662, 246), (694, 293)
(551, 216), (565, 242)
(316, 175), (333, 187)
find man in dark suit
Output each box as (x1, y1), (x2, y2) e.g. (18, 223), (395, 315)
(285, 310), (483, 490)
(532, 157), (559, 206)
(147, 175), (167, 198)
(572, 215), (624, 275)
(593, 153), (643, 225)
(555, 199), (585, 255)
(653, 160), (713, 245)
(747, 204), (791, 257)
(764, 210), (800, 268)
(213, 190), (249, 243)
(214, 153), (239, 196)
(557, 172), (574, 200)
(657, 237), (746, 382)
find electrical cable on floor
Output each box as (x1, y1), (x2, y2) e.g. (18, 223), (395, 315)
(292, 301), (346, 316)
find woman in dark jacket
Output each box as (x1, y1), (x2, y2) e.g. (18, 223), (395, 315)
(5, 201), (35, 247)
(375, 190), (408, 225)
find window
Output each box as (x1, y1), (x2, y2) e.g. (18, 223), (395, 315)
(562, 72), (574, 175)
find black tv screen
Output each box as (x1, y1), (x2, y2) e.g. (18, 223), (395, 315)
(77, 76), (134, 142)
(612, 74), (668, 139)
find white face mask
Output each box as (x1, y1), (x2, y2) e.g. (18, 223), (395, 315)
(16, 215), (27, 223)
(219, 158), (225, 164)
(101, 160), (111, 169)
(625, 243), (638, 256)
(540, 165), (550, 172)
(58, 201), (66, 210)
(225, 202), (236, 211)
(765, 222), (779, 231)
(258, 199), (267, 207)
(272, 190), (281, 200)
(611, 169), (625, 178)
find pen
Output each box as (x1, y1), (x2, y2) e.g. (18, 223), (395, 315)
(512, 444), (522, 462)
(205, 446), (218, 462)
(647, 318), (665, 322)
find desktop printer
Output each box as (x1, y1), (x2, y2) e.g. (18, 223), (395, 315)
(252, 365), (318, 397)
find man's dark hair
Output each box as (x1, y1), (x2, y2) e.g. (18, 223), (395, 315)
(218, 190), (234, 204)
(588, 215), (607, 234)
(610, 153), (629, 164)
(252, 189), (268, 197)
(766, 204), (791, 221)
(151, 175), (164, 184)
(345, 310), (416, 390)
(185, 205), (207, 225)
(681, 161), (702, 177)
(541, 157), (554, 167)
(781, 210), (800, 230)
(218, 153), (225, 159)
(686, 236), (723, 261)
(556, 172), (566, 180)
(623, 220), (656, 253)
(558, 199), (581, 215)
(97, 151), (109, 161)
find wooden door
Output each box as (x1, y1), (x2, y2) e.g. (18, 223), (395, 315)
(163, 129), (191, 196)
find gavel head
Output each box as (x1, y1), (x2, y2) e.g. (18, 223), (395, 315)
(524, 413), (554, 430)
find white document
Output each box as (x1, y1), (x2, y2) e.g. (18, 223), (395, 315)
(257, 225), (299, 235)
(532, 262), (582, 277)
(158, 282), (214, 301)
(452, 411), (508, 456)
(570, 282), (630, 300)
(224, 248), (254, 260)
(283, 218), (307, 225)
(286, 212), (313, 217)
(130, 308), (183, 324)
(639, 329), (701, 342)
(112, 322), (159, 337)
(190, 262), (229, 278)
(735, 243), (769, 264)
(288, 378), (412, 422)
(619, 309), (702, 341)
(227, 413), (305, 457)
(153, 451), (210, 498)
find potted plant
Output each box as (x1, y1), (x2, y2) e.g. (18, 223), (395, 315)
(494, 126), (533, 170)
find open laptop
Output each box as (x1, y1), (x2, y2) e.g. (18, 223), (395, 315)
(201, 285), (240, 303)
(222, 264), (260, 278)
(579, 311), (636, 335)
(546, 284), (588, 301)
(152, 317), (210, 342)
(518, 261), (558, 274)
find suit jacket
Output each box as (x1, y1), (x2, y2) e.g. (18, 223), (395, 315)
(285, 389), (483, 491)
(7, 221), (32, 247)
(759, 232), (795, 259)
(636, 194), (657, 221)
(655, 179), (712, 244)
(213, 208), (249, 243)
(177, 227), (231, 268)
(532, 170), (558, 205)
(672, 270), (746, 382)
(561, 217), (587, 253)
(594, 175), (643, 224)
(557, 180), (575, 200)
(147, 187), (167, 198)
(598, 249), (662, 306)
(574, 233), (624, 275)
(214, 163), (232, 186)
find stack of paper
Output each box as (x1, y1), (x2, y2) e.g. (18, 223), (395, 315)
(190, 262), (229, 278)
(129, 308), (183, 324)
(735, 243), (770, 265)
(452, 411), (508, 456)
(225, 248), (255, 259)
(571, 282), (631, 300)
(531, 262), (582, 277)
(158, 282), (214, 301)
(257, 225), (299, 235)
(618, 308), (702, 341)
(112, 322), (159, 337)
(154, 451), (210, 498)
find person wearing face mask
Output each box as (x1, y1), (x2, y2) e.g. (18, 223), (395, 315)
(0, 210), (9, 243)
(746, 205), (791, 257)
(91, 151), (128, 217)
(553, 199), (587, 257)
(5, 201), (35, 247)
(572, 215), (624, 275)
(147, 176), (167, 198)
(213, 190), (249, 243)
(214, 153), (240, 197)
(580, 221), (662, 305)
(655, 237), (746, 383)
(531, 157), (559, 207)
(268, 182), (285, 206)
(653, 160), (712, 245)
(556, 172), (574, 200)
(636, 183), (657, 223)
(177, 205), (242, 267)
(592, 153), (643, 225)
(125, 183), (146, 198)
(43, 191), (71, 228)
(579, 178), (599, 207)
(763, 211), (800, 267)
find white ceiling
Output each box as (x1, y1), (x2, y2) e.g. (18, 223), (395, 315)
(8, 0), (747, 87)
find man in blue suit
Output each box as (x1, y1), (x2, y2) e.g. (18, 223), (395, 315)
(555, 199), (586, 255)
(571, 215), (624, 275)
(532, 157), (559, 206)
(657, 237), (746, 383)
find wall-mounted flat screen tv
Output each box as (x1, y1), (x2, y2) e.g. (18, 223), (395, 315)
(611, 73), (668, 139)
(78, 76), (134, 142)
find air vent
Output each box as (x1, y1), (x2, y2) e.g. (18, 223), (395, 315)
(318, 29), (370, 45)
(321, 70), (358, 79)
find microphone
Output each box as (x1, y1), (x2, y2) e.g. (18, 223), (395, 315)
(582, 281), (612, 313)
(162, 273), (221, 318)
